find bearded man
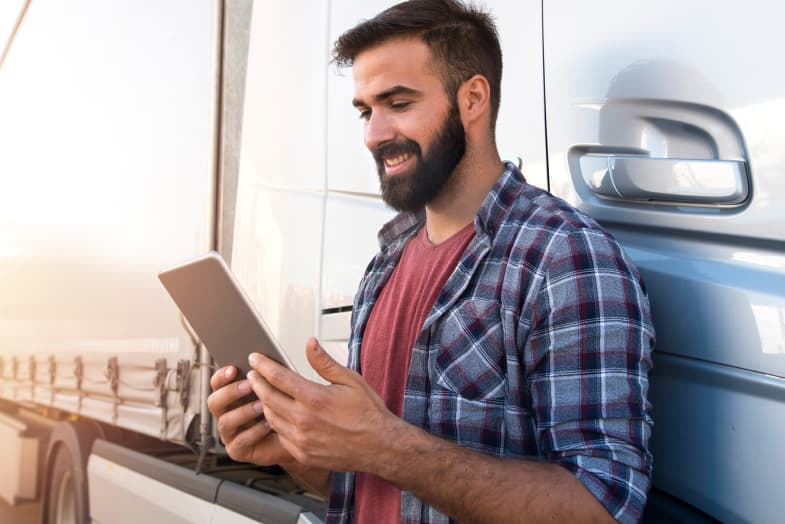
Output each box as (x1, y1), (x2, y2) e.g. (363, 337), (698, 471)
(208, 1), (654, 523)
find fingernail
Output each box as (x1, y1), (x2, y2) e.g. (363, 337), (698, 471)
(238, 381), (250, 393)
(246, 370), (256, 382)
(252, 401), (263, 413)
(224, 367), (233, 378)
(248, 353), (259, 365)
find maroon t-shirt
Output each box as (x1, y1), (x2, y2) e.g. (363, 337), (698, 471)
(354, 222), (475, 523)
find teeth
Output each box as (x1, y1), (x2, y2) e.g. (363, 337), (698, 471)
(385, 153), (410, 167)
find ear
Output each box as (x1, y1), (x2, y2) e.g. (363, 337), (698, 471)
(457, 74), (492, 128)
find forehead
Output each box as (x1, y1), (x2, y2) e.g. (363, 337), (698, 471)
(351, 37), (444, 101)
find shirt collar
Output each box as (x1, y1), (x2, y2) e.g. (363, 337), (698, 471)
(376, 161), (527, 250)
(475, 161), (527, 239)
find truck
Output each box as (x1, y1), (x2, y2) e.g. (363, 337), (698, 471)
(0, 1), (782, 523)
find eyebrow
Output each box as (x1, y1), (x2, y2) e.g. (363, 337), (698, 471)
(352, 85), (423, 108)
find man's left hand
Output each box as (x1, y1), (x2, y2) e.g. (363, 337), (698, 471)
(246, 337), (399, 473)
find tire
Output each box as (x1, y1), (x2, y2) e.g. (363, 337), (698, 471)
(41, 421), (101, 524)
(45, 445), (82, 524)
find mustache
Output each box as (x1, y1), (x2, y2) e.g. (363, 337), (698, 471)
(371, 139), (421, 166)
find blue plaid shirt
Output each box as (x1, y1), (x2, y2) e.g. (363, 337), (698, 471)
(327, 162), (655, 524)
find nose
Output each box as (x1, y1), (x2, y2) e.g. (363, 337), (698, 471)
(364, 111), (395, 152)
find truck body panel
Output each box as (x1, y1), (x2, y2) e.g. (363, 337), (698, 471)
(543, 1), (785, 522)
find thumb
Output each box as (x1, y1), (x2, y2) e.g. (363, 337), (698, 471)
(306, 337), (348, 384)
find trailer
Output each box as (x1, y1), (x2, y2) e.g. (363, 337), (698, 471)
(0, 0), (331, 521)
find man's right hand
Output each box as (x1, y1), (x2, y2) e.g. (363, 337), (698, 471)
(207, 365), (295, 466)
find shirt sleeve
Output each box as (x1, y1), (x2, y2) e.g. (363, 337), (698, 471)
(524, 227), (655, 523)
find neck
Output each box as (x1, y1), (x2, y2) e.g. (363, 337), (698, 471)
(424, 146), (504, 245)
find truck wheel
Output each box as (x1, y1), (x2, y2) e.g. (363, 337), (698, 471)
(46, 445), (81, 524)
(41, 421), (101, 524)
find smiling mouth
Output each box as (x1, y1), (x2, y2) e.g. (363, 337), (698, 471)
(384, 152), (413, 168)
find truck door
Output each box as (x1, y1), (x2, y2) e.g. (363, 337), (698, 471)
(544, 2), (785, 522)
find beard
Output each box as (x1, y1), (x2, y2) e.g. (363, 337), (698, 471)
(372, 102), (466, 212)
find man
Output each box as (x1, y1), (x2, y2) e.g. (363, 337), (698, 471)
(208, 1), (654, 523)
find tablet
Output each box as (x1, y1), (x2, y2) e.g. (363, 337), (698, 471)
(158, 251), (297, 376)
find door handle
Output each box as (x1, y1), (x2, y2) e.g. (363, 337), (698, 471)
(580, 154), (749, 205)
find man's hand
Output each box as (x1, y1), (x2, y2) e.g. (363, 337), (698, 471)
(207, 365), (295, 466)
(245, 340), (615, 522)
(247, 337), (400, 473)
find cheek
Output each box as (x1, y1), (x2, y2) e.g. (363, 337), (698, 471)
(403, 107), (443, 139)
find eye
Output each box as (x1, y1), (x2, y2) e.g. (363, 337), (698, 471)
(391, 101), (411, 111)
(357, 109), (371, 121)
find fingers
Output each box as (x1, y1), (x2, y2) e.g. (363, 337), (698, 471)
(305, 338), (347, 384)
(248, 352), (311, 399)
(224, 418), (272, 463)
(210, 365), (236, 391)
(207, 374), (253, 419)
(223, 418), (296, 466)
(215, 397), (265, 443)
(210, 365), (299, 468)
(259, 396), (297, 440)
(247, 432), (296, 466)
(246, 369), (297, 417)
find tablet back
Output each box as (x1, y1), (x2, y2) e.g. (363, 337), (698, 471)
(158, 251), (296, 375)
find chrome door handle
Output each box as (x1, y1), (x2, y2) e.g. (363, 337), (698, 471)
(580, 155), (749, 205)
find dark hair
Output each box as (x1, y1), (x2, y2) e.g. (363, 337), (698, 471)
(332, 0), (503, 127)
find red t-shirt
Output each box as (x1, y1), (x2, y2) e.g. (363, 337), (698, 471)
(354, 222), (475, 523)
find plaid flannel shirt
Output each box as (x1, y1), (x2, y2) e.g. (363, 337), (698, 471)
(326, 162), (655, 524)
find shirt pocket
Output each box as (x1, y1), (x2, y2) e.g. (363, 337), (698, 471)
(427, 300), (508, 452)
(431, 299), (507, 401)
